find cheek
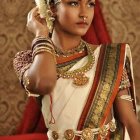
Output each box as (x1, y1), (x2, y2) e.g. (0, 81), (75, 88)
(88, 10), (94, 23)
(56, 7), (78, 24)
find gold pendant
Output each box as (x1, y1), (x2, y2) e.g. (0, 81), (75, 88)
(73, 73), (89, 86)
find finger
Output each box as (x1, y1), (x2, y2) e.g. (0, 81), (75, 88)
(26, 7), (37, 27)
(30, 6), (38, 15)
(31, 7), (39, 18)
(28, 7), (39, 21)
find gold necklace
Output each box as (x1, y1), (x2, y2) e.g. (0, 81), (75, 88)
(57, 43), (95, 86)
(54, 40), (86, 57)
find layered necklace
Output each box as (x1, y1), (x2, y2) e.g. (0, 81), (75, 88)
(56, 41), (95, 86)
(54, 40), (86, 57)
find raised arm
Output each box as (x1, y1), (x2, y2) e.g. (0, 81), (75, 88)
(13, 7), (57, 96)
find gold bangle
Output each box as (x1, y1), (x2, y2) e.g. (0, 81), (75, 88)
(32, 36), (53, 45)
(33, 46), (54, 53)
(117, 95), (133, 102)
(32, 37), (53, 50)
(32, 48), (54, 58)
(32, 48), (57, 63)
(34, 46), (54, 51)
(33, 43), (55, 51)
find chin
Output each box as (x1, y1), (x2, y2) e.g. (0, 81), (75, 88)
(62, 27), (88, 37)
(74, 30), (88, 36)
(70, 28), (88, 36)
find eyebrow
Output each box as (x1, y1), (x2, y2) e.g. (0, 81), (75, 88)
(67, 0), (95, 2)
(78, 0), (95, 2)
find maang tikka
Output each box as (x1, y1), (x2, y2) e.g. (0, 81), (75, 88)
(35, 0), (61, 33)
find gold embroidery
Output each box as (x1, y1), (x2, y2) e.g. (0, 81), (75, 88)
(92, 115), (99, 123)
(119, 67), (131, 90)
(109, 121), (116, 132)
(83, 44), (121, 129)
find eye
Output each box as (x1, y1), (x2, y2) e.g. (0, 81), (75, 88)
(88, 2), (96, 8)
(68, 1), (79, 6)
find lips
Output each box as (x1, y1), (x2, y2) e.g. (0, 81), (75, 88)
(76, 21), (88, 25)
(76, 22), (88, 28)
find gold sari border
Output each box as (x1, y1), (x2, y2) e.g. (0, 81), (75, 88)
(76, 44), (126, 140)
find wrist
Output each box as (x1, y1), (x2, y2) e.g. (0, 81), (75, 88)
(35, 30), (49, 38)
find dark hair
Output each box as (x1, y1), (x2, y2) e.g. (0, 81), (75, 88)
(45, 0), (55, 5)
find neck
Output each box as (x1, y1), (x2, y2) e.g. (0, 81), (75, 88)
(51, 27), (82, 51)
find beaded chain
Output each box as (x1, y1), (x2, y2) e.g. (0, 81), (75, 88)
(54, 40), (86, 57)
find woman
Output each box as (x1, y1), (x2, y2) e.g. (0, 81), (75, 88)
(1, 0), (140, 139)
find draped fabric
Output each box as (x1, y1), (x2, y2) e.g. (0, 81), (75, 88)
(83, 0), (111, 44)
(0, 0), (111, 139)
(16, 0), (111, 135)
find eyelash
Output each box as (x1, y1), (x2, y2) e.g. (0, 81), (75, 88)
(68, 1), (79, 6)
(68, 1), (96, 7)
(88, 2), (96, 7)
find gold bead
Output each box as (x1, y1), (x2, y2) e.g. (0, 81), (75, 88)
(81, 128), (93, 140)
(64, 129), (75, 140)
(52, 131), (59, 140)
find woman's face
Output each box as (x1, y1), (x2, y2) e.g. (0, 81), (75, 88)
(54, 0), (95, 36)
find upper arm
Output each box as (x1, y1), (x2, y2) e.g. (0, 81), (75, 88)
(114, 63), (138, 128)
(13, 50), (32, 83)
(114, 89), (137, 127)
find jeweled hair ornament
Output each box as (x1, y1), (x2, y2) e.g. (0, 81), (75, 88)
(34, 0), (61, 32)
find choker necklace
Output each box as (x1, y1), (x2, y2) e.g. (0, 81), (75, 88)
(54, 40), (86, 57)
(57, 42), (95, 86)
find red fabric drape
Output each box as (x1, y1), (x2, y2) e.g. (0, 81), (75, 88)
(0, 0), (111, 139)
(83, 0), (111, 44)
(0, 134), (47, 140)
(16, 97), (47, 134)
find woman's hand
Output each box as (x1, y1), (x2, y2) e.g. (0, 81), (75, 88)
(26, 7), (49, 37)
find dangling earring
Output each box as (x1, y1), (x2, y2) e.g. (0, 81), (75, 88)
(46, 9), (55, 33)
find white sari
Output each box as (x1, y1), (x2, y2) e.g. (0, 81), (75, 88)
(41, 44), (133, 140)
(42, 46), (101, 137)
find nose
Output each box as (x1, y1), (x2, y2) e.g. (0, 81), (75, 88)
(79, 5), (88, 19)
